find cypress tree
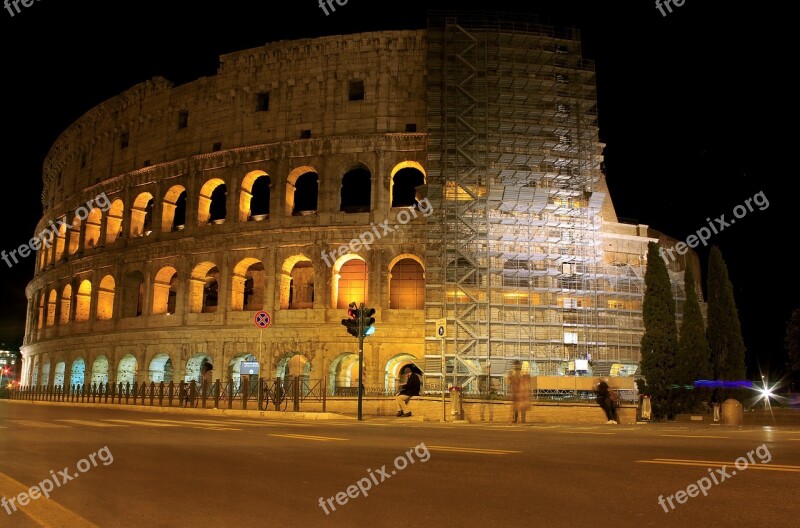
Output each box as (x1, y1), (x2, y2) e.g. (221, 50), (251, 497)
(640, 242), (679, 419)
(675, 264), (712, 412)
(706, 246), (747, 401)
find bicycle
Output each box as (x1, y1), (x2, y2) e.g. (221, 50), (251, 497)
(260, 379), (289, 411)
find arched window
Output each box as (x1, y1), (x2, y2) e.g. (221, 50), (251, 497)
(390, 162), (426, 208)
(75, 280), (92, 322)
(97, 275), (115, 320)
(198, 179), (226, 225)
(130, 192), (154, 237)
(240, 171), (271, 221)
(122, 271), (145, 318)
(389, 257), (425, 309)
(60, 284), (72, 325)
(340, 166), (371, 213)
(335, 257), (367, 309)
(162, 185), (187, 232)
(153, 267), (178, 315)
(232, 258), (265, 311)
(286, 167), (319, 216)
(104, 199), (124, 244)
(83, 207), (102, 249)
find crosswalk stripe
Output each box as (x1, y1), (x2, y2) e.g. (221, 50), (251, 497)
(104, 419), (179, 427)
(425, 445), (521, 455)
(55, 419), (128, 428)
(269, 433), (348, 442)
(7, 419), (70, 428)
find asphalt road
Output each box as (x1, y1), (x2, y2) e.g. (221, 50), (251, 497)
(1, 401), (798, 528)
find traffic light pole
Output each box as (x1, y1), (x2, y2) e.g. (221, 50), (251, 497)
(357, 302), (365, 421)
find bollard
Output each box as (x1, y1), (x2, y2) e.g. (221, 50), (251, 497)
(721, 398), (743, 426)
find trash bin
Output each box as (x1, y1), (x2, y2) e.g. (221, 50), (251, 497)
(721, 398), (743, 426)
(449, 386), (463, 420)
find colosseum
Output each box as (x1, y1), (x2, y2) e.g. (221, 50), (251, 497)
(19, 14), (694, 401)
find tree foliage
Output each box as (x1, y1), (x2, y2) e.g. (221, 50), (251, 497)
(640, 242), (679, 419)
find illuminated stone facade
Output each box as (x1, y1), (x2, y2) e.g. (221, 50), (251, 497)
(19, 26), (695, 393)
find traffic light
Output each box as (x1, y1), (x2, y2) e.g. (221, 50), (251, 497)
(363, 307), (376, 337)
(341, 302), (360, 337)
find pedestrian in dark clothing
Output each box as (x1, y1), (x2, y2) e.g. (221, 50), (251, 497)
(595, 378), (619, 424)
(396, 367), (421, 417)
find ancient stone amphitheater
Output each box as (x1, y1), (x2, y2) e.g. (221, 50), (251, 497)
(20, 17), (694, 397)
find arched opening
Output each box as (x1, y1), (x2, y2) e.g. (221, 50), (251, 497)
(117, 354), (137, 386)
(54, 219), (67, 261)
(53, 361), (66, 388)
(46, 289), (57, 327)
(334, 256), (367, 309)
(122, 271), (145, 318)
(129, 192), (154, 237)
(104, 199), (124, 244)
(37, 292), (44, 330)
(75, 280), (92, 322)
(340, 166), (371, 213)
(209, 185), (227, 223)
(286, 167), (318, 216)
(152, 266), (178, 315)
(240, 171), (271, 221)
(90, 355), (109, 386)
(84, 207), (102, 249)
(390, 162), (426, 208)
(197, 179), (226, 225)
(279, 256), (315, 310)
(31, 358), (39, 386)
(385, 353), (417, 392)
(40, 359), (51, 386)
(276, 354), (311, 383)
(329, 353), (363, 395)
(189, 262), (219, 314)
(68, 215), (81, 255)
(231, 259), (265, 311)
(161, 185), (187, 232)
(96, 275), (115, 320)
(148, 354), (174, 383)
(70, 358), (86, 387)
(388, 256), (425, 309)
(59, 284), (72, 325)
(185, 354), (212, 383)
(229, 353), (257, 391)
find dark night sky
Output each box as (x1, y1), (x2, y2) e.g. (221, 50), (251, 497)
(1, 1), (794, 380)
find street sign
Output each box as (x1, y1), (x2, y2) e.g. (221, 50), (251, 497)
(254, 310), (272, 329)
(241, 361), (260, 375)
(436, 318), (446, 338)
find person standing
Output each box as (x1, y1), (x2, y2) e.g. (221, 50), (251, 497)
(507, 360), (531, 424)
(396, 367), (421, 417)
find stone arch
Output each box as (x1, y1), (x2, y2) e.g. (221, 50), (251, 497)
(53, 361), (66, 388)
(231, 258), (265, 311)
(285, 166), (318, 216)
(161, 185), (187, 232)
(46, 289), (57, 327)
(390, 161), (427, 208)
(117, 354), (137, 385)
(96, 275), (115, 320)
(198, 178), (226, 225)
(129, 192), (154, 237)
(152, 266), (179, 315)
(84, 207), (102, 249)
(189, 262), (219, 313)
(278, 255), (314, 310)
(388, 254), (425, 309)
(104, 199), (124, 244)
(59, 284), (72, 325)
(121, 270), (145, 318)
(70, 357), (86, 387)
(340, 164), (372, 213)
(90, 355), (109, 386)
(240, 170), (271, 221)
(148, 353), (174, 383)
(332, 254), (367, 309)
(185, 354), (212, 383)
(329, 352), (363, 394)
(385, 353), (417, 392)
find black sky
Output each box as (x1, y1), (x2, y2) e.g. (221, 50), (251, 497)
(1, 1), (794, 380)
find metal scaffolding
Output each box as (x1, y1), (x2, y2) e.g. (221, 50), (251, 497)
(424, 13), (647, 392)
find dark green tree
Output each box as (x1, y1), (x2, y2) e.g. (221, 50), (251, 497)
(786, 307), (800, 374)
(706, 246), (747, 401)
(675, 264), (712, 412)
(639, 242), (679, 419)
